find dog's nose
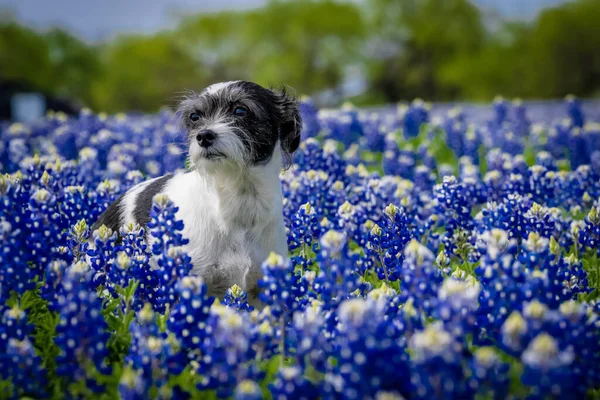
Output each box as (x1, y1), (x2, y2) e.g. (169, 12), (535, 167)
(196, 130), (216, 148)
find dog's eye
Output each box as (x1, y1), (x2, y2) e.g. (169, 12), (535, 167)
(190, 112), (201, 122)
(233, 106), (248, 117)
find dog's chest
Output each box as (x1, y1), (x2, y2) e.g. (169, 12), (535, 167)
(163, 173), (286, 274)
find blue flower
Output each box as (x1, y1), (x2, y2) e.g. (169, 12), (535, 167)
(401, 100), (429, 138)
(270, 366), (319, 400)
(167, 276), (214, 354)
(234, 380), (263, 400)
(54, 263), (112, 387)
(409, 322), (471, 399)
(147, 194), (193, 312)
(223, 284), (255, 313)
(258, 253), (297, 318)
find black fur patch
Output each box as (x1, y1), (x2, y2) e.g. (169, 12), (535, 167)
(133, 174), (174, 226)
(92, 194), (125, 233)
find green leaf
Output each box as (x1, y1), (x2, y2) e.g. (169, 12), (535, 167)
(478, 144), (487, 176)
(17, 285), (63, 397)
(259, 355), (283, 397)
(523, 143), (536, 166)
(582, 250), (600, 301)
(423, 126), (459, 177)
(156, 309), (169, 333)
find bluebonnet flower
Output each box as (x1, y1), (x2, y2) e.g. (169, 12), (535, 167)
(61, 186), (94, 227)
(364, 204), (413, 281)
(288, 202), (321, 270)
(0, 219), (36, 300)
(299, 96), (321, 139)
(528, 166), (557, 206)
(89, 179), (123, 222)
(317, 227), (368, 304)
(41, 259), (68, 310)
(467, 347), (510, 400)
(87, 225), (119, 290)
(77, 147), (102, 185)
(270, 366), (318, 400)
(223, 284), (255, 313)
(401, 99), (429, 138)
(234, 380), (263, 400)
(293, 138), (346, 183)
(523, 203), (560, 239)
(195, 304), (263, 397)
(409, 322), (471, 399)
(119, 366), (147, 400)
(359, 113), (386, 153)
(580, 206), (600, 252)
(288, 299), (327, 371)
(125, 302), (190, 398)
(147, 194), (193, 312)
(321, 104), (364, 144)
(282, 169), (333, 222)
(248, 306), (279, 361)
(399, 240), (442, 315)
(0, 332), (48, 399)
(54, 262), (112, 391)
(521, 333), (576, 399)
(322, 297), (411, 399)
(493, 96), (509, 125)
(2, 97), (600, 398)
(477, 194), (532, 241)
(167, 276), (214, 356)
(258, 252), (297, 318)
(591, 150), (600, 176)
(566, 95), (585, 128)
(512, 99), (531, 136)
(27, 187), (64, 266)
(436, 277), (481, 336)
(434, 175), (474, 234)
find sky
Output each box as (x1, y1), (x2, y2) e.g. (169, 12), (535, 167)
(0, 0), (570, 42)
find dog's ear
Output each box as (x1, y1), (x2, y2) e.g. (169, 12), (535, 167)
(272, 86), (302, 168)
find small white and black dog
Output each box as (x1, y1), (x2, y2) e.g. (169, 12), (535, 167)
(93, 81), (301, 303)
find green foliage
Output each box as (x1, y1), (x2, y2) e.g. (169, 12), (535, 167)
(18, 285), (62, 397)
(0, 21), (54, 91)
(398, 123), (459, 176)
(102, 280), (138, 364)
(44, 29), (103, 105)
(582, 250), (600, 301)
(91, 34), (206, 112)
(441, 0), (600, 100)
(1, 0), (599, 111)
(428, 127), (460, 175)
(368, 0), (486, 101)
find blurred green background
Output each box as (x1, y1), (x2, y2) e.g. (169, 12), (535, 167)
(1, 0), (599, 113)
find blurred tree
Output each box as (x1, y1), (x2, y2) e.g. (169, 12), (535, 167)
(0, 21), (53, 92)
(365, 0), (486, 102)
(438, 22), (535, 99)
(90, 33), (206, 112)
(241, 0), (364, 94)
(441, 0), (600, 100)
(43, 29), (102, 105)
(175, 0), (364, 98)
(176, 11), (251, 86)
(1, 0), (599, 112)
(527, 0), (600, 98)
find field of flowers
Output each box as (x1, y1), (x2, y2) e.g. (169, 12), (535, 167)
(1, 96), (600, 399)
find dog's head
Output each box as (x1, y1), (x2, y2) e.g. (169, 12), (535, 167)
(178, 81), (301, 170)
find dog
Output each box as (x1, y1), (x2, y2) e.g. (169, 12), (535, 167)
(92, 81), (301, 304)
